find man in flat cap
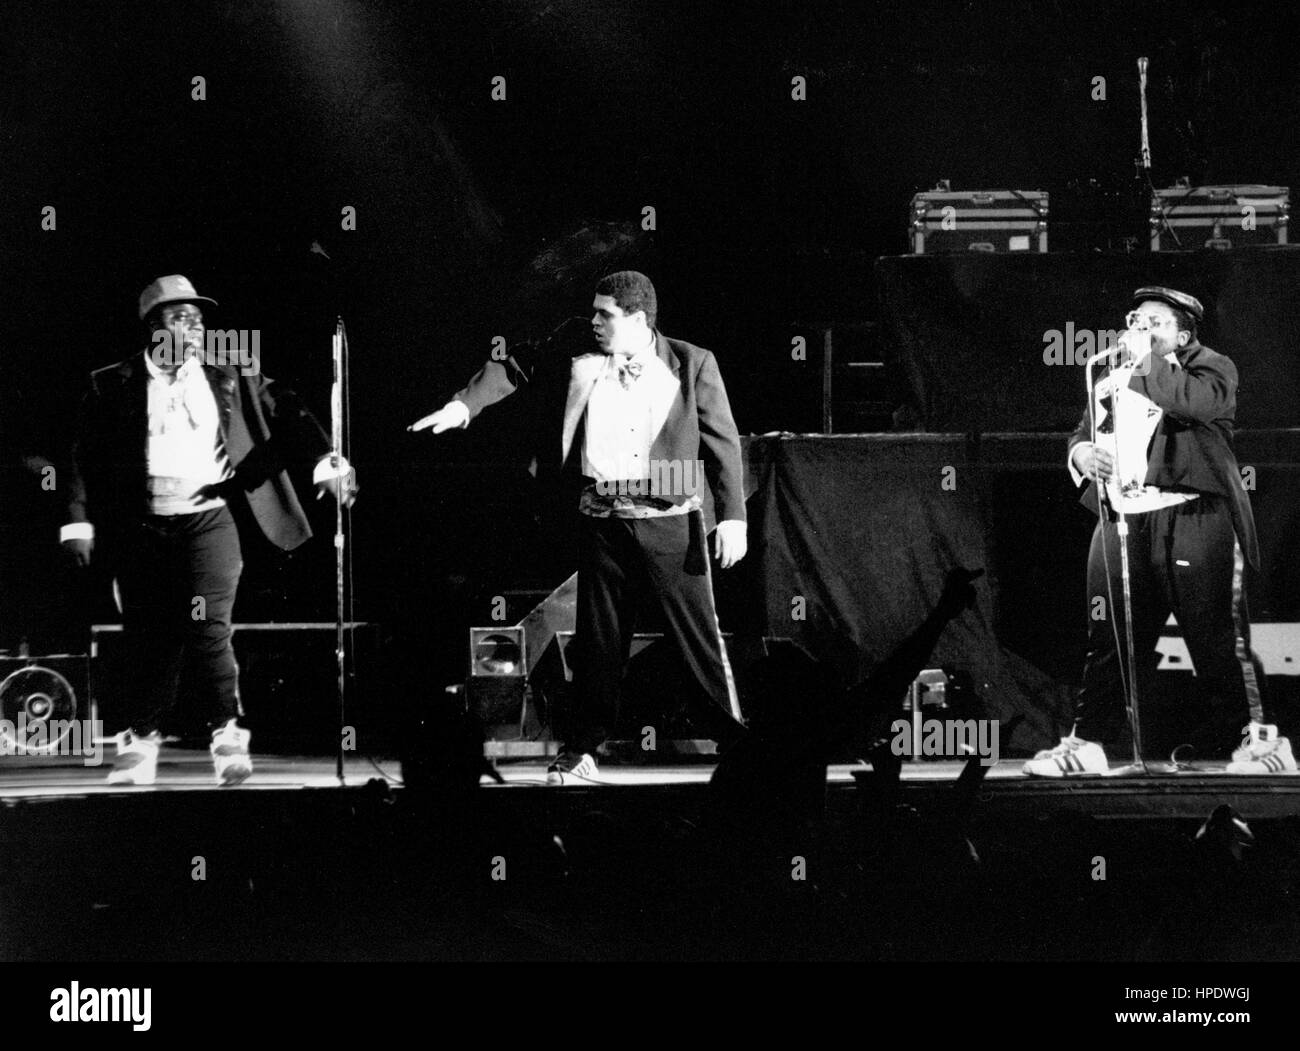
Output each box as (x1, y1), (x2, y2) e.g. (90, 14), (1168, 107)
(61, 275), (357, 785)
(1026, 286), (1287, 776)
(411, 271), (748, 783)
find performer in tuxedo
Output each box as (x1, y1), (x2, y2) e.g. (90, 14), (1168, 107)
(61, 275), (357, 785)
(412, 271), (748, 783)
(1025, 286), (1288, 776)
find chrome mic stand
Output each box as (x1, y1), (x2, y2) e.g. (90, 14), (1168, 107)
(331, 317), (351, 783)
(1086, 341), (1147, 775)
(1138, 56), (1151, 174)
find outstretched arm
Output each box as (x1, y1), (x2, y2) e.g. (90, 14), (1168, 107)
(409, 326), (569, 434)
(200, 371), (358, 507)
(409, 359), (520, 433)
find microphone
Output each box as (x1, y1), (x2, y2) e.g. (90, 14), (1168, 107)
(1084, 345), (1122, 368)
(1084, 329), (1148, 368)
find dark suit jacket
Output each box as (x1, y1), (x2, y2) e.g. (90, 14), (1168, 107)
(452, 327), (747, 528)
(65, 350), (330, 554)
(1067, 340), (1260, 568)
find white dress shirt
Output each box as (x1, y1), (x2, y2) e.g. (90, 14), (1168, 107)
(60, 356), (348, 542)
(1070, 350), (1199, 514)
(580, 344), (700, 519)
(143, 354), (234, 515)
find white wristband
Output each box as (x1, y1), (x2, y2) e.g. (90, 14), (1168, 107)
(60, 522), (95, 543)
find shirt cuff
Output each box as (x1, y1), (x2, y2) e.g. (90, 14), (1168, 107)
(717, 519), (747, 530)
(60, 523), (94, 543)
(313, 455), (353, 485)
(448, 399), (470, 429)
(1067, 442), (1091, 487)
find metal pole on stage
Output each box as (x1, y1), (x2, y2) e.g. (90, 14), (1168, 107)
(1111, 497), (1146, 774)
(1138, 57), (1151, 175)
(1087, 344), (1147, 776)
(1107, 54), (1154, 773)
(1137, 56), (1153, 251)
(331, 317), (349, 784)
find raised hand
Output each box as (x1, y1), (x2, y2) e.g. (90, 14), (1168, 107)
(936, 566), (984, 621)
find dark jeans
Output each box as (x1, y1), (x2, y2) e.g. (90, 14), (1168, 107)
(1072, 494), (1267, 745)
(115, 505), (243, 736)
(566, 509), (745, 756)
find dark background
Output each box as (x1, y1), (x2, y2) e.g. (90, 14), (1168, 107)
(2, 0), (1298, 710)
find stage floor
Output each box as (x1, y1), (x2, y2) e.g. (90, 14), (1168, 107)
(3, 750), (1299, 819)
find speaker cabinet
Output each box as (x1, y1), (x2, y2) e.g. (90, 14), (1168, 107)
(0, 652), (94, 760)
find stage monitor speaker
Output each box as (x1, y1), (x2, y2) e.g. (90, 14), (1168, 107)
(467, 626), (535, 738)
(0, 652), (93, 758)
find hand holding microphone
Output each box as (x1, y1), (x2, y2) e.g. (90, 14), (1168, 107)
(1083, 324), (1151, 370)
(1117, 313), (1157, 371)
(1115, 326), (1152, 368)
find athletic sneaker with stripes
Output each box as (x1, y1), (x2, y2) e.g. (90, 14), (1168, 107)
(1022, 735), (1110, 777)
(209, 719), (253, 786)
(546, 751), (598, 785)
(106, 729), (162, 786)
(1226, 723), (1297, 774)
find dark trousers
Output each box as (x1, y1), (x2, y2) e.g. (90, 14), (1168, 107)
(566, 509), (744, 755)
(115, 505), (243, 736)
(1073, 494), (1267, 744)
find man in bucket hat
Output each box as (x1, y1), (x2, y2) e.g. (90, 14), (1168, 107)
(60, 275), (358, 786)
(1025, 285), (1286, 776)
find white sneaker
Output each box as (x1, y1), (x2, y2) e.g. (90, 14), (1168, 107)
(1227, 724), (1296, 774)
(210, 720), (253, 786)
(1023, 736), (1109, 777)
(546, 751), (598, 785)
(107, 730), (162, 786)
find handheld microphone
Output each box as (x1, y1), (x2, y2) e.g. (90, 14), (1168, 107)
(1084, 346), (1120, 368)
(1084, 328), (1148, 368)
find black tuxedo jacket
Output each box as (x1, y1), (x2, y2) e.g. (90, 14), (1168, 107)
(452, 326), (747, 529)
(1067, 339), (1260, 568)
(65, 350), (330, 554)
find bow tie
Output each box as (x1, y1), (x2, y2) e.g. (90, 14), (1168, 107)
(614, 357), (644, 389)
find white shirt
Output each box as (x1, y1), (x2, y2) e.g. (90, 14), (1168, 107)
(60, 356), (348, 542)
(582, 349), (662, 482)
(1071, 350), (1199, 514)
(579, 344), (701, 518)
(143, 354), (233, 514)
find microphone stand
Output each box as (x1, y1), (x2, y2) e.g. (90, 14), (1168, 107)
(331, 317), (350, 784)
(1086, 345), (1147, 775)
(1137, 56), (1155, 251)
(1138, 56), (1151, 174)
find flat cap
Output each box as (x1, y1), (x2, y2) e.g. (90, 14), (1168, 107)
(1133, 285), (1204, 323)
